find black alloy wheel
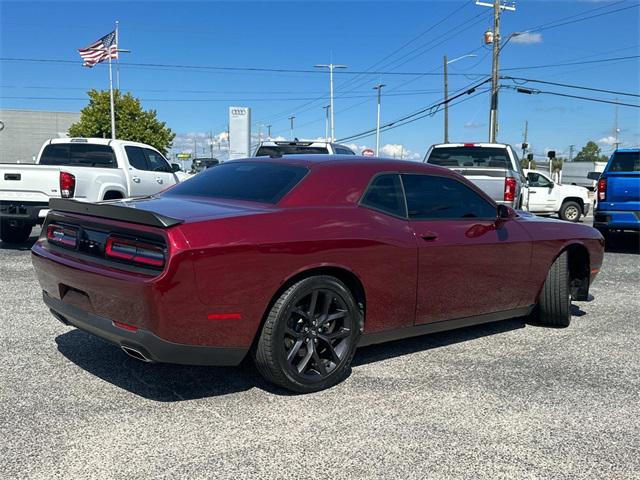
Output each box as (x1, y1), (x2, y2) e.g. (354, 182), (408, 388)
(254, 276), (361, 393)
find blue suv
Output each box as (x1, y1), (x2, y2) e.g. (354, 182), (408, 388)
(593, 149), (640, 238)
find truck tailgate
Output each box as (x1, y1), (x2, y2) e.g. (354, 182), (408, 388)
(0, 164), (60, 203)
(451, 168), (506, 202)
(605, 172), (640, 209)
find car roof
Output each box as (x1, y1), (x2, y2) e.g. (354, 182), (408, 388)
(48, 138), (162, 150)
(614, 148), (639, 153)
(431, 142), (510, 148)
(229, 154), (451, 174)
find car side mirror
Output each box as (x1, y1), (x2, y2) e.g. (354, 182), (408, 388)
(171, 163), (181, 172)
(587, 171), (601, 181)
(548, 182), (554, 190)
(497, 204), (514, 219)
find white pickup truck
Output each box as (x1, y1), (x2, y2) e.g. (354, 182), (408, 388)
(0, 138), (180, 243)
(525, 169), (591, 222)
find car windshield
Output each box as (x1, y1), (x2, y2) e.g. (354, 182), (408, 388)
(255, 145), (329, 156)
(608, 151), (640, 172)
(427, 147), (510, 169)
(39, 143), (117, 168)
(163, 161), (308, 204)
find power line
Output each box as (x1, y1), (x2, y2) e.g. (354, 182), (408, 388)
(501, 55), (640, 72)
(526, 1), (639, 33)
(502, 76), (640, 98)
(506, 86), (640, 108)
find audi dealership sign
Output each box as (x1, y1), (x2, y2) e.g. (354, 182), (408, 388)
(229, 106), (251, 159)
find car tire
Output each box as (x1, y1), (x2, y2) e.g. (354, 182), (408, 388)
(0, 222), (33, 244)
(534, 251), (571, 327)
(254, 275), (362, 393)
(559, 201), (582, 222)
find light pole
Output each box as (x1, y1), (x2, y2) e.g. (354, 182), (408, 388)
(373, 84), (386, 156)
(443, 54), (476, 143)
(267, 124), (272, 139)
(288, 116), (295, 140)
(315, 63), (347, 141)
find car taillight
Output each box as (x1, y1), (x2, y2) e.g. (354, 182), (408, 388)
(504, 177), (517, 202)
(46, 224), (78, 248)
(59, 171), (75, 198)
(105, 236), (165, 268)
(597, 178), (607, 202)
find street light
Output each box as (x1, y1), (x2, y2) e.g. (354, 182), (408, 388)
(373, 84), (386, 156)
(288, 116), (295, 140)
(314, 63), (347, 141)
(323, 105), (330, 142)
(443, 54), (477, 143)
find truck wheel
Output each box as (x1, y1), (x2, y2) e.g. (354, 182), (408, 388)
(0, 222), (33, 244)
(559, 201), (581, 222)
(254, 275), (361, 393)
(533, 251), (571, 327)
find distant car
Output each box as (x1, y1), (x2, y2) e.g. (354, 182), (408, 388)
(424, 143), (527, 209)
(593, 148), (640, 238)
(191, 158), (220, 173)
(0, 138), (180, 243)
(255, 140), (355, 157)
(525, 169), (591, 222)
(32, 156), (603, 393)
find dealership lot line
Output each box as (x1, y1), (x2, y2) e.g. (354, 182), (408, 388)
(1, 223), (639, 479)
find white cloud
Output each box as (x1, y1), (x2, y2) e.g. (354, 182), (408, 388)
(464, 121), (485, 129)
(598, 136), (620, 147)
(380, 144), (421, 161)
(511, 32), (542, 44)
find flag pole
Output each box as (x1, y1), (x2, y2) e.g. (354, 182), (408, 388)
(108, 53), (116, 139)
(115, 20), (120, 90)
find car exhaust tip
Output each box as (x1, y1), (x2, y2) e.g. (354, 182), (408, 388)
(121, 345), (153, 363)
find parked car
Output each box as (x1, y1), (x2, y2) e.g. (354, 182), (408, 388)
(592, 148), (640, 238)
(0, 138), (180, 243)
(424, 143), (527, 209)
(561, 161), (607, 191)
(255, 140), (355, 157)
(525, 169), (591, 222)
(32, 156), (603, 392)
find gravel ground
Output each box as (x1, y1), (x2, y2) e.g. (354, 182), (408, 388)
(1, 220), (639, 480)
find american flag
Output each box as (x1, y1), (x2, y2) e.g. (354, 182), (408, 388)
(78, 30), (118, 68)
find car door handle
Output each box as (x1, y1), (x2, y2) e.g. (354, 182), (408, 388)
(420, 232), (438, 241)
(132, 177), (141, 183)
(156, 178), (163, 184)
(529, 191), (537, 194)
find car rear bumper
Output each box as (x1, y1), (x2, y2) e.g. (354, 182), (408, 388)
(44, 291), (248, 366)
(593, 210), (640, 230)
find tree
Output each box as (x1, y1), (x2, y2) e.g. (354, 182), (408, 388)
(573, 140), (609, 163)
(68, 89), (175, 154)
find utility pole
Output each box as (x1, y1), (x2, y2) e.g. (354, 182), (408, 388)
(444, 55), (449, 143)
(209, 131), (214, 158)
(267, 124), (272, 139)
(522, 120), (528, 159)
(614, 100), (620, 150)
(569, 144), (575, 162)
(288, 116), (295, 140)
(193, 138), (197, 159)
(489, 0), (501, 142)
(373, 84), (386, 156)
(476, 0), (515, 142)
(315, 63), (347, 141)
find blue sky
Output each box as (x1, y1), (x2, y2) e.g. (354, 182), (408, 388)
(1, 0), (639, 160)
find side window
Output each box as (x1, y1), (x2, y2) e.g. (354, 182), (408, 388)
(69, 144), (116, 168)
(527, 172), (552, 188)
(335, 147), (355, 155)
(144, 148), (172, 173)
(402, 174), (496, 220)
(125, 146), (149, 171)
(360, 174), (406, 218)
(39, 144), (70, 164)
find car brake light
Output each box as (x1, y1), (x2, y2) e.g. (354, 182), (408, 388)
(597, 178), (607, 202)
(59, 171), (75, 198)
(504, 177), (517, 202)
(105, 236), (165, 268)
(46, 224), (78, 248)
(463, 143), (476, 147)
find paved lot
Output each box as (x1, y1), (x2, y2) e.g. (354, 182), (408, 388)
(1, 220), (639, 479)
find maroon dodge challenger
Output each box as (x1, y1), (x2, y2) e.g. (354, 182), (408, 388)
(32, 156), (604, 392)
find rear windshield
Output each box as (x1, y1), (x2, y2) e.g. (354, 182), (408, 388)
(256, 145), (329, 156)
(39, 143), (117, 168)
(608, 151), (640, 172)
(164, 161), (308, 204)
(427, 147), (510, 169)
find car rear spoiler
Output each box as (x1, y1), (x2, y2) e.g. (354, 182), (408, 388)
(48, 199), (184, 228)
